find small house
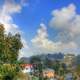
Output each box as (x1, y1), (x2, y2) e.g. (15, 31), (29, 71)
(21, 64), (33, 74)
(43, 68), (55, 78)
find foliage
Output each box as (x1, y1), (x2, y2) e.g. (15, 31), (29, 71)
(0, 24), (23, 79)
(0, 24), (23, 63)
(14, 72), (31, 80)
(0, 64), (20, 80)
(76, 64), (80, 75)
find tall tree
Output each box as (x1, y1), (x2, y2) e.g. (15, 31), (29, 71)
(0, 24), (5, 63)
(0, 24), (23, 63)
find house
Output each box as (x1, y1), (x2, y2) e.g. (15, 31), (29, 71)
(21, 64), (33, 74)
(43, 68), (55, 78)
(64, 53), (75, 67)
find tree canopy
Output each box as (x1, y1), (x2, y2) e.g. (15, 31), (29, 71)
(0, 24), (23, 63)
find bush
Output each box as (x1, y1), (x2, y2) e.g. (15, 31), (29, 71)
(0, 64), (20, 80)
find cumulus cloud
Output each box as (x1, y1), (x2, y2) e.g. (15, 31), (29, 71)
(31, 22), (78, 55)
(50, 4), (80, 36)
(31, 23), (62, 53)
(49, 3), (80, 53)
(50, 4), (75, 28)
(0, 0), (22, 33)
(60, 42), (77, 49)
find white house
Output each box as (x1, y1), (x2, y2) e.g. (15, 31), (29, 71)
(21, 64), (33, 74)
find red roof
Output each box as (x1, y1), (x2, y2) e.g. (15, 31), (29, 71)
(20, 64), (33, 68)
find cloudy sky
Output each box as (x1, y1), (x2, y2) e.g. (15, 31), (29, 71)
(0, 0), (80, 58)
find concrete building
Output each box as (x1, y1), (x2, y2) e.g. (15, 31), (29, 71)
(64, 53), (75, 67)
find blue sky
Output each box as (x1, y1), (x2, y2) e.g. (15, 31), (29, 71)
(12, 0), (80, 41)
(0, 0), (80, 57)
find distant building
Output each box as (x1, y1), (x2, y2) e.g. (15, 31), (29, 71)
(43, 68), (55, 78)
(21, 64), (33, 74)
(64, 53), (75, 67)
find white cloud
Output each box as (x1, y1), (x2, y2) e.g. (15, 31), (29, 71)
(50, 3), (80, 36)
(31, 23), (62, 53)
(31, 21), (78, 55)
(3, 1), (21, 14)
(50, 4), (76, 29)
(60, 41), (77, 49)
(49, 3), (80, 53)
(0, 0), (22, 33)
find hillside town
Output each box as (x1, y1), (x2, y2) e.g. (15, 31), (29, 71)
(19, 53), (80, 80)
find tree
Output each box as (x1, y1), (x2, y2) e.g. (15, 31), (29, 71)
(75, 65), (80, 76)
(0, 24), (23, 79)
(0, 24), (5, 63)
(0, 24), (23, 63)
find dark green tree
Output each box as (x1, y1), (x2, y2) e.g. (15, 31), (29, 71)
(0, 24), (23, 63)
(0, 24), (23, 79)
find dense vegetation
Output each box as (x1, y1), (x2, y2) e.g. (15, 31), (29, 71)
(0, 24), (23, 63)
(0, 24), (23, 80)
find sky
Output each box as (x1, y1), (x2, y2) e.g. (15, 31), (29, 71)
(0, 0), (80, 58)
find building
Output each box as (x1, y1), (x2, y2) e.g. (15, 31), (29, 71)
(64, 53), (75, 67)
(21, 64), (33, 74)
(43, 68), (55, 78)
